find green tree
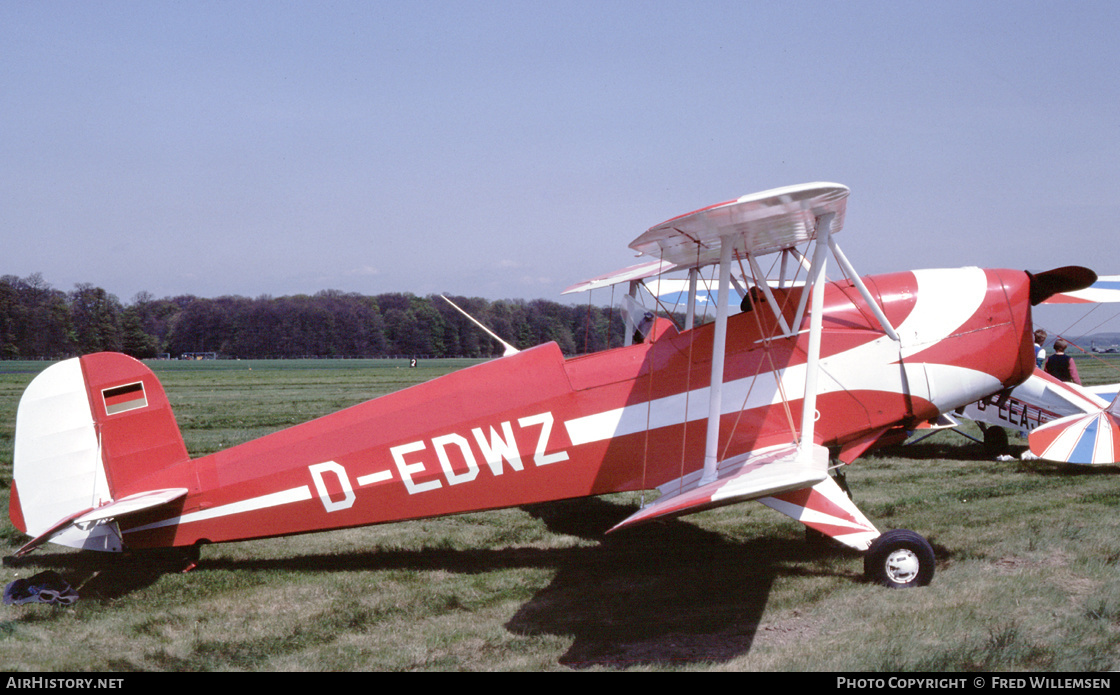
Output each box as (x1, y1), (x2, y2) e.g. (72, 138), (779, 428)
(120, 308), (159, 358)
(70, 284), (123, 354)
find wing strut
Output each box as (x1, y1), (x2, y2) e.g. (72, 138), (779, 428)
(608, 183), (860, 533)
(797, 213), (834, 459)
(828, 236), (899, 341)
(746, 253), (792, 335)
(685, 267), (698, 330)
(699, 213), (839, 483)
(700, 239), (735, 485)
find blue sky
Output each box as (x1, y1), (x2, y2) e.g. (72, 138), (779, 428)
(3, 1), (1119, 332)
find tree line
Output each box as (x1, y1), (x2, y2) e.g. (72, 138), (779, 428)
(0, 273), (633, 360)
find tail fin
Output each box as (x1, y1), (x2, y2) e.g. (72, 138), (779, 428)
(10, 353), (190, 552)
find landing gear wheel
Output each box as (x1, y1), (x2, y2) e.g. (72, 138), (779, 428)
(864, 529), (935, 588)
(982, 425), (1009, 457)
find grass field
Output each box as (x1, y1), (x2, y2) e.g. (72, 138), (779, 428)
(1, 356), (1119, 671)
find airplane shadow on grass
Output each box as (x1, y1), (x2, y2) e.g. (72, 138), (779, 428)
(9, 497), (871, 669)
(505, 497), (860, 668)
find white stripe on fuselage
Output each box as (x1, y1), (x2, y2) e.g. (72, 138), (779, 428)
(125, 485), (314, 533)
(897, 268), (987, 358)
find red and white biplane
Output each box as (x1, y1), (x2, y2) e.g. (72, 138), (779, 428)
(7, 183), (1097, 588)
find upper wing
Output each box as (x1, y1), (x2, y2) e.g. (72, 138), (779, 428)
(564, 182), (850, 307)
(561, 259), (676, 295)
(565, 183), (849, 294)
(628, 182), (849, 268)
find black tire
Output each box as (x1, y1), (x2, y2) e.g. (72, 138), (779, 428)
(983, 426), (1009, 456)
(863, 529), (935, 588)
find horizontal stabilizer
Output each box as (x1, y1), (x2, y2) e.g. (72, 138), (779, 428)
(73, 488), (188, 525)
(9, 507), (96, 559)
(11, 488), (188, 558)
(609, 443), (829, 532)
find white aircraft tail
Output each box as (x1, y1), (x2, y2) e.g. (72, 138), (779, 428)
(10, 353), (191, 553)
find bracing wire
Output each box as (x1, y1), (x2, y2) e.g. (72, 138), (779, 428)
(1038, 304), (1120, 382)
(584, 292), (592, 355)
(639, 249), (668, 498)
(718, 250), (802, 462)
(674, 245), (704, 495)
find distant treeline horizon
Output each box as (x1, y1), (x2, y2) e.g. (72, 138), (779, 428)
(8, 273), (1116, 363)
(0, 273), (635, 360)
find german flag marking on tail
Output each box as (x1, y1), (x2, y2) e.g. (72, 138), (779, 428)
(102, 382), (147, 415)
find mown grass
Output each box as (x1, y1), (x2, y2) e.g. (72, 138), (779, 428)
(0, 356), (1118, 671)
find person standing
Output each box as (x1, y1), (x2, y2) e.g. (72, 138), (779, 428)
(1043, 338), (1081, 385)
(1034, 329), (1047, 368)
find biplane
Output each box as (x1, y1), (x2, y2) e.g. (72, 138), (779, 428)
(7, 183), (1097, 589)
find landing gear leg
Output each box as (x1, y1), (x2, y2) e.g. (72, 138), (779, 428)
(765, 476), (935, 587)
(804, 464), (852, 547)
(831, 464), (851, 498)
